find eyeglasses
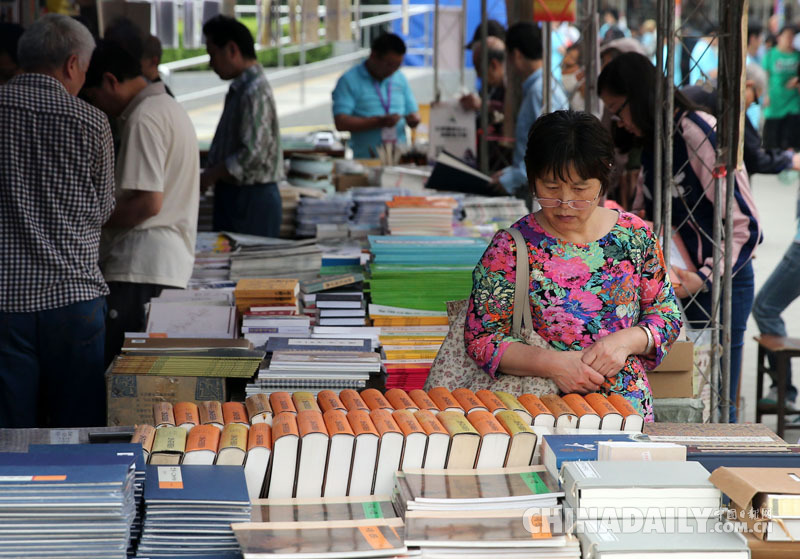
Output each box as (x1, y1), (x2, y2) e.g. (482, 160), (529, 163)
(535, 190), (601, 210)
(611, 98), (629, 120)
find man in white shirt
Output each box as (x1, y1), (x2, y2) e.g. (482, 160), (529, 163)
(82, 40), (200, 365)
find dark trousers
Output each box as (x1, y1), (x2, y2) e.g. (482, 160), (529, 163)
(105, 282), (173, 368)
(213, 181), (282, 237)
(0, 297), (106, 428)
(682, 260), (755, 422)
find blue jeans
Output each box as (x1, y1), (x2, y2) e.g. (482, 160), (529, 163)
(0, 297), (107, 428)
(213, 181), (282, 237)
(752, 241), (800, 401)
(682, 260), (755, 422)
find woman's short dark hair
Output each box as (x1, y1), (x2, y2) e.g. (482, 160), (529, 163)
(524, 110), (615, 195)
(597, 52), (697, 151)
(203, 15), (256, 60)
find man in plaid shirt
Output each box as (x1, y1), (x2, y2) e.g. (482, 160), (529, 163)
(0, 15), (115, 428)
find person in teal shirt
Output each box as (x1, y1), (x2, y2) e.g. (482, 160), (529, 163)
(332, 33), (420, 159)
(762, 26), (800, 150)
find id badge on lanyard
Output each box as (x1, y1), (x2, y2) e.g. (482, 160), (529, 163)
(375, 80), (397, 143)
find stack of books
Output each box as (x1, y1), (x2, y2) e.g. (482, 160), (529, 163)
(189, 232), (233, 287)
(145, 297), (237, 339)
(315, 291), (367, 327)
(395, 466), (580, 557)
(247, 338), (375, 394)
(277, 185), (300, 238)
(110, 341), (264, 378)
(367, 235), (487, 312)
(0, 453), (136, 559)
(235, 279), (309, 346)
(457, 195), (529, 237)
(295, 195), (354, 238)
(317, 240), (365, 274)
(26, 443), (145, 556)
(385, 195), (459, 236)
(349, 186), (410, 238)
(371, 305), (448, 390)
(137, 465), (250, 558)
(228, 236), (322, 281)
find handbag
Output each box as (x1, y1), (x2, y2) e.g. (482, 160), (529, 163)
(424, 227), (558, 395)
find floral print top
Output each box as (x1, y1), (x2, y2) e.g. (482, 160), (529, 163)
(464, 211), (682, 421)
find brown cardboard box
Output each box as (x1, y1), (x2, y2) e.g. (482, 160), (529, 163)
(648, 340), (694, 398)
(106, 373), (226, 426)
(334, 173), (369, 192)
(710, 467), (800, 542)
(745, 533), (800, 558)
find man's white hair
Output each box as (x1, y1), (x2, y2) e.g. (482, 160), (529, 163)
(17, 14), (95, 73)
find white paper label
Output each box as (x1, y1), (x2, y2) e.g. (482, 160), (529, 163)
(381, 126), (398, 142)
(575, 461), (599, 479)
(157, 466), (183, 489)
(49, 430), (79, 444)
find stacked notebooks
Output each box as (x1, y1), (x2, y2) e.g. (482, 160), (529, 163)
(137, 465), (250, 558)
(385, 196), (459, 236)
(0, 453), (136, 559)
(395, 466), (580, 557)
(227, 236), (322, 281)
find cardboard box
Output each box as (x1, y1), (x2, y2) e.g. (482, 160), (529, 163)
(106, 373), (226, 427)
(648, 340), (694, 399)
(334, 173), (369, 192)
(710, 467), (800, 542)
(745, 532), (800, 558)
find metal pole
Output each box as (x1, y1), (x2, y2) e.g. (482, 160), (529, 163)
(582, 0), (599, 115)
(653, 0), (666, 238)
(460, 0), (467, 90)
(433, 0), (439, 101)
(300, 3), (307, 105)
(662, 0), (675, 267)
(543, 21), (551, 113)
(479, 0), (489, 174)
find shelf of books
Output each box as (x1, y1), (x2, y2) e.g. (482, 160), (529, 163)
(5, 190), (799, 559)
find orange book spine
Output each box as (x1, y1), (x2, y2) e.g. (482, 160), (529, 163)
(466, 410), (507, 436)
(292, 392), (321, 413)
(131, 424), (156, 453)
(475, 390), (508, 414)
(518, 394), (552, 417)
(452, 388), (487, 413)
(247, 423), (272, 451)
(297, 410), (327, 436)
(428, 387), (464, 413)
(369, 409), (402, 435)
(408, 389), (440, 413)
(584, 393), (622, 418)
(245, 394), (272, 423)
(317, 390), (346, 413)
(185, 424), (221, 453)
(340, 389), (370, 412)
(392, 410), (426, 436)
(607, 394), (641, 417)
(385, 389), (419, 411)
(346, 409), (380, 437)
(272, 412), (300, 440)
(173, 402), (199, 427)
(561, 394), (598, 418)
(323, 409), (355, 436)
(153, 402), (175, 428)
(413, 409), (448, 435)
(219, 423), (248, 451)
(540, 394), (576, 418)
(360, 388), (394, 411)
(222, 402), (249, 426)
(269, 392), (297, 416)
(198, 401), (224, 427)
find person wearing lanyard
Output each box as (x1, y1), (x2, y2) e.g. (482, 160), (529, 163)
(332, 33), (421, 159)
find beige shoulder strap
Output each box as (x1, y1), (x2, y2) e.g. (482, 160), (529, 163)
(503, 227), (534, 336)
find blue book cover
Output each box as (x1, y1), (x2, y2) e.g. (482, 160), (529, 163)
(28, 443), (144, 473)
(542, 434), (645, 479)
(265, 337), (369, 353)
(0, 454), (132, 487)
(143, 465), (248, 505)
(687, 446), (800, 471)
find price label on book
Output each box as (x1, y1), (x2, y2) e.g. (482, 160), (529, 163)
(519, 471), (549, 494)
(157, 466), (183, 489)
(362, 502), (384, 519)
(358, 526), (392, 549)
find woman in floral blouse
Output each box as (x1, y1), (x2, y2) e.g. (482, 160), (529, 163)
(464, 110), (682, 421)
